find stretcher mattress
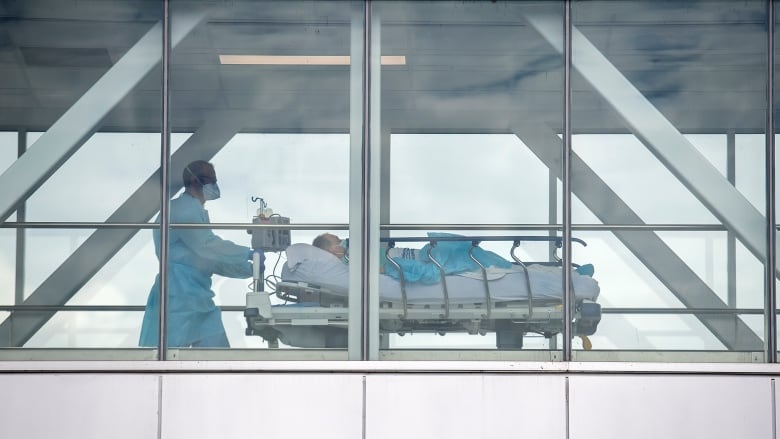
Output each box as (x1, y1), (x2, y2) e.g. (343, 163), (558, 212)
(282, 243), (600, 305)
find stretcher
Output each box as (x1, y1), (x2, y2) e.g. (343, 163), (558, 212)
(244, 235), (601, 349)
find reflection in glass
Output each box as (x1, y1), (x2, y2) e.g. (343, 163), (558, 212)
(376, 1), (566, 358)
(0, 0), (775, 363)
(0, 2), (163, 354)
(0, 229), (15, 307)
(390, 135), (557, 225)
(26, 133), (170, 222)
(775, 0), (780, 359)
(571, 0), (767, 361)
(3, 228), (158, 349)
(168, 1), (353, 355)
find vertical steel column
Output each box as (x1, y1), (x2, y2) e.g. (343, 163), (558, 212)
(157, 0), (172, 360)
(549, 164), (558, 351)
(14, 130), (26, 308)
(360, 0), (373, 361)
(367, 6), (382, 361)
(765, 0), (777, 363)
(727, 131), (736, 309)
(561, 0), (573, 361)
(375, 128), (390, 352)
(348, 1), (366, 361)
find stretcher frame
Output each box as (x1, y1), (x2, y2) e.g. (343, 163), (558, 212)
(244, 235), (601, 349)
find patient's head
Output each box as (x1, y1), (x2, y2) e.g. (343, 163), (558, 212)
(312, 233), (345, 259)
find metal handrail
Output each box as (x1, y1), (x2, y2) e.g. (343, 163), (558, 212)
(0, 305), (248, 312)
(0, 305), (767, 315)
(383, 235), (585, 247)
(2, 221), (771, 232)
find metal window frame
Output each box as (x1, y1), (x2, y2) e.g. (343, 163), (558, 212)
(1, 0), (777, 364)
(138, 0), (780, 363)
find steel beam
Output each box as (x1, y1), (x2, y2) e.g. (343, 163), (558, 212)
(515, 124), (763, 350)
(0, 11), (205, 223)
(525, 13), (775, 275)
(0, 112), (247, 347)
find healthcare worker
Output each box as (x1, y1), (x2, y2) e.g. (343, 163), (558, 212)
(139, 160), (263, 348)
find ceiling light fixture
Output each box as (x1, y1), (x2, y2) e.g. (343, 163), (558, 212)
(219, 55), (406, 65)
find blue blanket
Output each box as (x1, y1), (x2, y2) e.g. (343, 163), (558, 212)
(383, 233), (513, 284)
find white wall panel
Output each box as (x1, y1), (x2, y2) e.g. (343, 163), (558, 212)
(365, 374), (567, 439)
(569, 375), (773, 439)
(1, 370), (776, 439)
(0, 374), (160, 439)
(160, 374), (364, 439)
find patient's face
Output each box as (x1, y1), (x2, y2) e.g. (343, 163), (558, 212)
(324, 234), (345, 259)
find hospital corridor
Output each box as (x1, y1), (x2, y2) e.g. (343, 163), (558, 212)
(0, 0), (779, 438)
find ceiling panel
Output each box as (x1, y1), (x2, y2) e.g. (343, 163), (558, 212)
(0, 0), (770, 134)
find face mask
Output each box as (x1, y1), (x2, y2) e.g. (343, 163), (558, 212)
(202, 182), (221, 201)
(338, 239), (349, 263)
(185, 165), (220, 201)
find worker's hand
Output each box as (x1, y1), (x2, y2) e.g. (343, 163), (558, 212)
(248, 249), (266, 264)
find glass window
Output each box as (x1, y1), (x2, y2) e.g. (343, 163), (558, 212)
(775, 1), (780, 360)
(375, 1), (567, 360)
(1, 0), (778, 365)
(570, 0), (768, 362)
(0, 1), (163, 357)
(160, 1), (355, 359)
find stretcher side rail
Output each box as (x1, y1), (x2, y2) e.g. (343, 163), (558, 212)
(245, 289), (600, 348)
(244, 235), (598, 349)
(247, 288), (599, 333)
(381, 235), (587, 325)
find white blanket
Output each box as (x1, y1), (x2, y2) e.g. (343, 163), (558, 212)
(283, 244), (599, 305)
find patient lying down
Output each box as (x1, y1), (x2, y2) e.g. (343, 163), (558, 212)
(310, 232), (595, 285)
(295, 233), (599, 349)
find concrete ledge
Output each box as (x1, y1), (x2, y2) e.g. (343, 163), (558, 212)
(0, 349), (779, 375)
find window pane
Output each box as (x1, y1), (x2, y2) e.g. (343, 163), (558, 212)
(571, 0), (767, 362)
(159, 0), (354, 358)
(775, 2), (780, 360)
(376, 1), (568, 359)
(0, 0), (162, 357)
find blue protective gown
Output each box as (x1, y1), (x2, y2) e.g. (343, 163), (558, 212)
(139, 193), (252, 347)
